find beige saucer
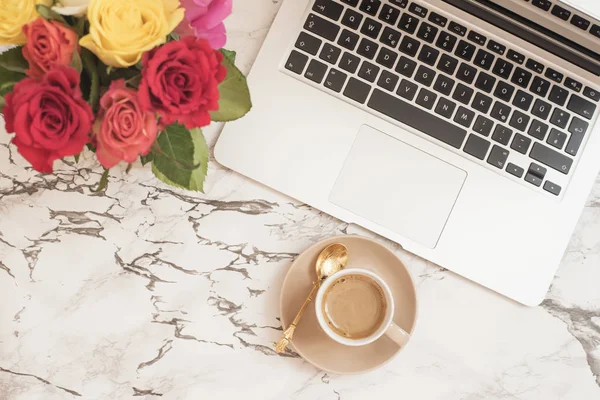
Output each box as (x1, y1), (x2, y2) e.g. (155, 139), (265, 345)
(280, 235), (418, 374)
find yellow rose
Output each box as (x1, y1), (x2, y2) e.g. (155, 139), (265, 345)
(0, 0), (52, 45)
(80, 0), (184, 68)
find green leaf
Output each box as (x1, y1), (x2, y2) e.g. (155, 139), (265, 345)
(36, 5), (68, 25)
(70, 51), (83, 74)
(74, 153), (80, 163)
(140, 153), (153, 166)
(0, 95), (4, 109)
(0, 47), (28, 74)
(210, 49), (252, 122)
(151, 126), (209, 192)
(81, 49), (99, 112)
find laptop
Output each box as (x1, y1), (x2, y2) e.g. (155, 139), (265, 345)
(215, 0), (600, 306)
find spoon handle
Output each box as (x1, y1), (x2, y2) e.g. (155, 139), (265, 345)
(275, 281), (319, 354)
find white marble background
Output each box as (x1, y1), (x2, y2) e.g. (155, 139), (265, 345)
(1, 1), (599, 399)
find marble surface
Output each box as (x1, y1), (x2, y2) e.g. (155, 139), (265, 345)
(1, 1), (600, 399)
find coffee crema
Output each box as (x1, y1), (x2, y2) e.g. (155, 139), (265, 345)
(321, 274), (387, 339)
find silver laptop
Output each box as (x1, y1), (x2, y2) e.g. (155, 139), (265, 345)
(215, 0), (600, 305)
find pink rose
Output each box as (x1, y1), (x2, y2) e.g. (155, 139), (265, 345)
(93, 80), (158, 168)
(176, 0), (232, 49)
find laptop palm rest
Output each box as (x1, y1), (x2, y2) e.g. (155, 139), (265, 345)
(329, 126), (467, 249)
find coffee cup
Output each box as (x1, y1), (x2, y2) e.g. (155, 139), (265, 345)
(314, 268), (410, 347)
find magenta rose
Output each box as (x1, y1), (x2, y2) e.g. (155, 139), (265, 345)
(93, 80), (158, 168)
(176, 0), (232, 49)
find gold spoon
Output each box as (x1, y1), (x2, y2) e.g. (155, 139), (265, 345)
(275, 243), (349, 354)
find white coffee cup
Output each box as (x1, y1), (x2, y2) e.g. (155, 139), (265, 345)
(314, 268), (410, 347)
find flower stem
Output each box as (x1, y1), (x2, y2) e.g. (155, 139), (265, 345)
(81, 49), (100, 113)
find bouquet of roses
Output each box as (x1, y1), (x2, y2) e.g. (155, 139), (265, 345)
(0, 0), (250, 192)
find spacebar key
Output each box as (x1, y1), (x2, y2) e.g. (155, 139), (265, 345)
(367, 89), (467, 149)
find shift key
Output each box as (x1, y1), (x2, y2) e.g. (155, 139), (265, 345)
(530, 143), (573, 174)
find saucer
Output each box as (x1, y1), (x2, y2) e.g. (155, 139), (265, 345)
(279, 235), (418, 374)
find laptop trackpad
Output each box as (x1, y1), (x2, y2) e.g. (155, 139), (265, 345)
(329, 126), (467, 249)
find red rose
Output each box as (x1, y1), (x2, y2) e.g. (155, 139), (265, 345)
(22, 18), (78, 78)
(3, 66), (93, 173)
(138, 36), (226, 129)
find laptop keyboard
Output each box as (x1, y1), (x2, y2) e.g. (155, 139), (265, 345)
(283, 0), (600, 198)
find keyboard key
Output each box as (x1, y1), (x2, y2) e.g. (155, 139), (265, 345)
(448, 21), (466, 37)
(468, 30), (487, 46)
(492, 59), (514, 80)
(581, 14), (596, 33)
(591, 24), (600, 38)
(376, 47), (398, 68)
(510, 133), (532, 154)
(464, 134), (491, 160)
(344, 77), (371, 103)
(487, 145), (510, 169)
(389, 0), (407, 8)
(454, 106), (475, 128)
(472, 92), (493, 113)
(507, 49), (525, 64)
(357, 38), (379, 59)
(409, 2), (428, 17)
(305, 59), (328, 83)
(506, 163), (524, 178)
(361, 18), (383, 38)
(549, 85), (569, 106)
(417, 22), (438, 43)
(324, 69), (348, 92)
(429, 12), (448, 27)
(474, 49), (495, 71)
(473, 115), (494, 136)
(433, 74), (455, 96)
(568, 116), (589, 137)
(494, 81), (515, 102)
(530, 143), (573, 174)
(511, 67), (532, 88)
(475, 72), (496, 93)
(341, 0), (360, 5)
(418, 45), (440, 66)
(313, 0), (345, 20)
(492, 125), (513, 145)
(526, 58), (545, 74)
(583, 87), (600, 102)
(399, 35), (420, 56)
(285, 50), (309, 74)
(305, 14), (340, 41)
(379, 4), (400, 25)
(490, 102), (511, 123)
(530, 76), (551, 97)
(532, 0), (551, 12)
(567, 94), (596, 119)
(437, 54), (458, 75)
(529, 163), (547, 178)
(456, 63), (477, 84)
(532, 99), (552, 120)
(396, 56), (417, 77)
(397, 79), (419, 100)
(436, 31), (457, 52)
(455, 40), (476, 61)
(295, 32), (322, 55)
(339, 52), (360, 73)
(453, 83), (474, 105)
(435, 97), (456, 118)
(380, 26), (402, 48)
(551, 4), (571, 21)
(358, 61), (380, 82)
(543, 181), (561, 196)
(342, 8), (363, 29)
(512, 90), (533, 111)
(545, 68), (563, 83)
(565, 77), (582, 92)
(416, 88), (437, 110)
(547, 128), (567, 149)
(367, 89), (467, 148)
(360, 0), (381, 16)
(509, 110), (530, 132)
(550, 109), (570, 129)
(319, 43), (342, 64)
(566, 119), (587, 156)
(525, 173), (543, 187)
(487, 40), (506, 55)
(528, 119), (549, 140)
(398, 13), (419, 34)
(377, 70), (399, 91)
(415, 65), (436, 87)
(338, 29), (360, 50)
